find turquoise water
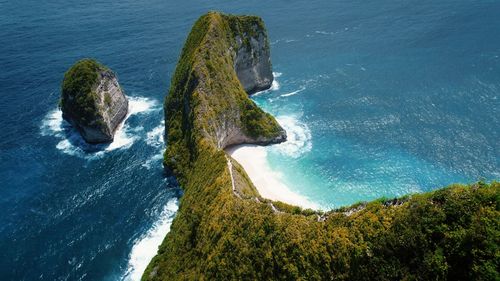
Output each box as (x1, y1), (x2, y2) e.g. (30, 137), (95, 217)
(1, 0), (499, 279)
(250, 1), (500, 209)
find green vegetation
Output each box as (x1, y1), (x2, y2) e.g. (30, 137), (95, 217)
(225, 14), (266, 51)
(60, 58), (108, 126)
(104, 92), (112, 106)
(162, 12), (283, 183)
(144, 12), (500, 280)
(240, 99), (283, 139)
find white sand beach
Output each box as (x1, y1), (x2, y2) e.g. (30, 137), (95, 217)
(226, 144), (318, 210)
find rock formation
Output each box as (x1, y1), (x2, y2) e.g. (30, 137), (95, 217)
(60, 59), (128, 143)
(144, 12), (500, 281)
(162, 12), (286, 178)
(233, 24), (274, 94)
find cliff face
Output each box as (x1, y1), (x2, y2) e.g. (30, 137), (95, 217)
(232, 23), (273, 94)
(144, 12), (499, 281)
(61, 59), (128, 143)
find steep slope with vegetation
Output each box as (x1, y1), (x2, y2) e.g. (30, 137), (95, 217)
(143, 12), (499, 280)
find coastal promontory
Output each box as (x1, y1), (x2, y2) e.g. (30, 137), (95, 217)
(144, 12), (499, 280)
(60, 59), (128, 143)
(162, 12), (286, 179)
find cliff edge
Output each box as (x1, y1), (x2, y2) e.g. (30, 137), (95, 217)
(231, 16), (274, 94)
(60, 59), (128, 143)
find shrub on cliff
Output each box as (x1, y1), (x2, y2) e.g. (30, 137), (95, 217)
(60, 59), (108, 125)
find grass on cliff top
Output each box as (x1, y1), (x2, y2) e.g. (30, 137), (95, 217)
(60, 58), (109, 126)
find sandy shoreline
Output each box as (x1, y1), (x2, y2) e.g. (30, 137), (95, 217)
(226, 144), (318, 210)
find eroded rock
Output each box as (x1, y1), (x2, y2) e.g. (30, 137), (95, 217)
(60, 59), (128, 143)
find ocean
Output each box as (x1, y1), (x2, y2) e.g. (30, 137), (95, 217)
(1, 0), (498, 279)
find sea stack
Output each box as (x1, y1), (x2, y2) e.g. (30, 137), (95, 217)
(60, 59), (128, 143)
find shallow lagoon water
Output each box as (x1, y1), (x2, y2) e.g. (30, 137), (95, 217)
(1, 0), (499, 279)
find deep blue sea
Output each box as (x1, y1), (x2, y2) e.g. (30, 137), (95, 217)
(1, 0), (499, 280)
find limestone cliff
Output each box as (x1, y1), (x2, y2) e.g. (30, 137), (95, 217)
(60, 59), (128, 143)
(144, 12), (499, 281)
(162, 12), (286, 179)
(231, 18), (274, 94)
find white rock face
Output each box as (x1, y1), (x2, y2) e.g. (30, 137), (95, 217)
(211, 19), (284, 148)
(233, 32), (274, 95)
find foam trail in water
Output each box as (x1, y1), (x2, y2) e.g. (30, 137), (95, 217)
(127, 97), (157, 115)
(315, 30), (335, 35)
(141, 154), (164, 170)
(142, 121), (165, 169)
(273, 116), (312, 158)
(105, 97), (158, 152)
(145, 121), (165, 148)
(40, 96), (158, 159)
(121, 198), (179, 281)
(280, 87), (305, 97)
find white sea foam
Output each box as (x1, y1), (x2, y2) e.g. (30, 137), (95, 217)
(141, 154), (164, 170)
(253, 72), (282, 95)
(270, 39), (297, 45)
(40, 96), (159, 159)
(127, 97), (157, 115)
(145, 121), (165, 148)
(40, 109), (64, 135)
(142, 121), (165, 169)
(270, 80), (280, 91)
(273, 116), (312, 158)
(55, 139), (82, 156)
(315, 30), (335, 35)
(270, 72), (281, 91)
(280, 87), (305, 97)
(121, 199), (179, 281)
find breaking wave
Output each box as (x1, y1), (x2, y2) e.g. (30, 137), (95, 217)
(121, 198), (179, 281)
(145, 121), (164, 148)
(142, 122), (165, 170)
(273, 116), (312, 158)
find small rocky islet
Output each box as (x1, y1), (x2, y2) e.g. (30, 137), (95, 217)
(60, 59), (128, 143)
